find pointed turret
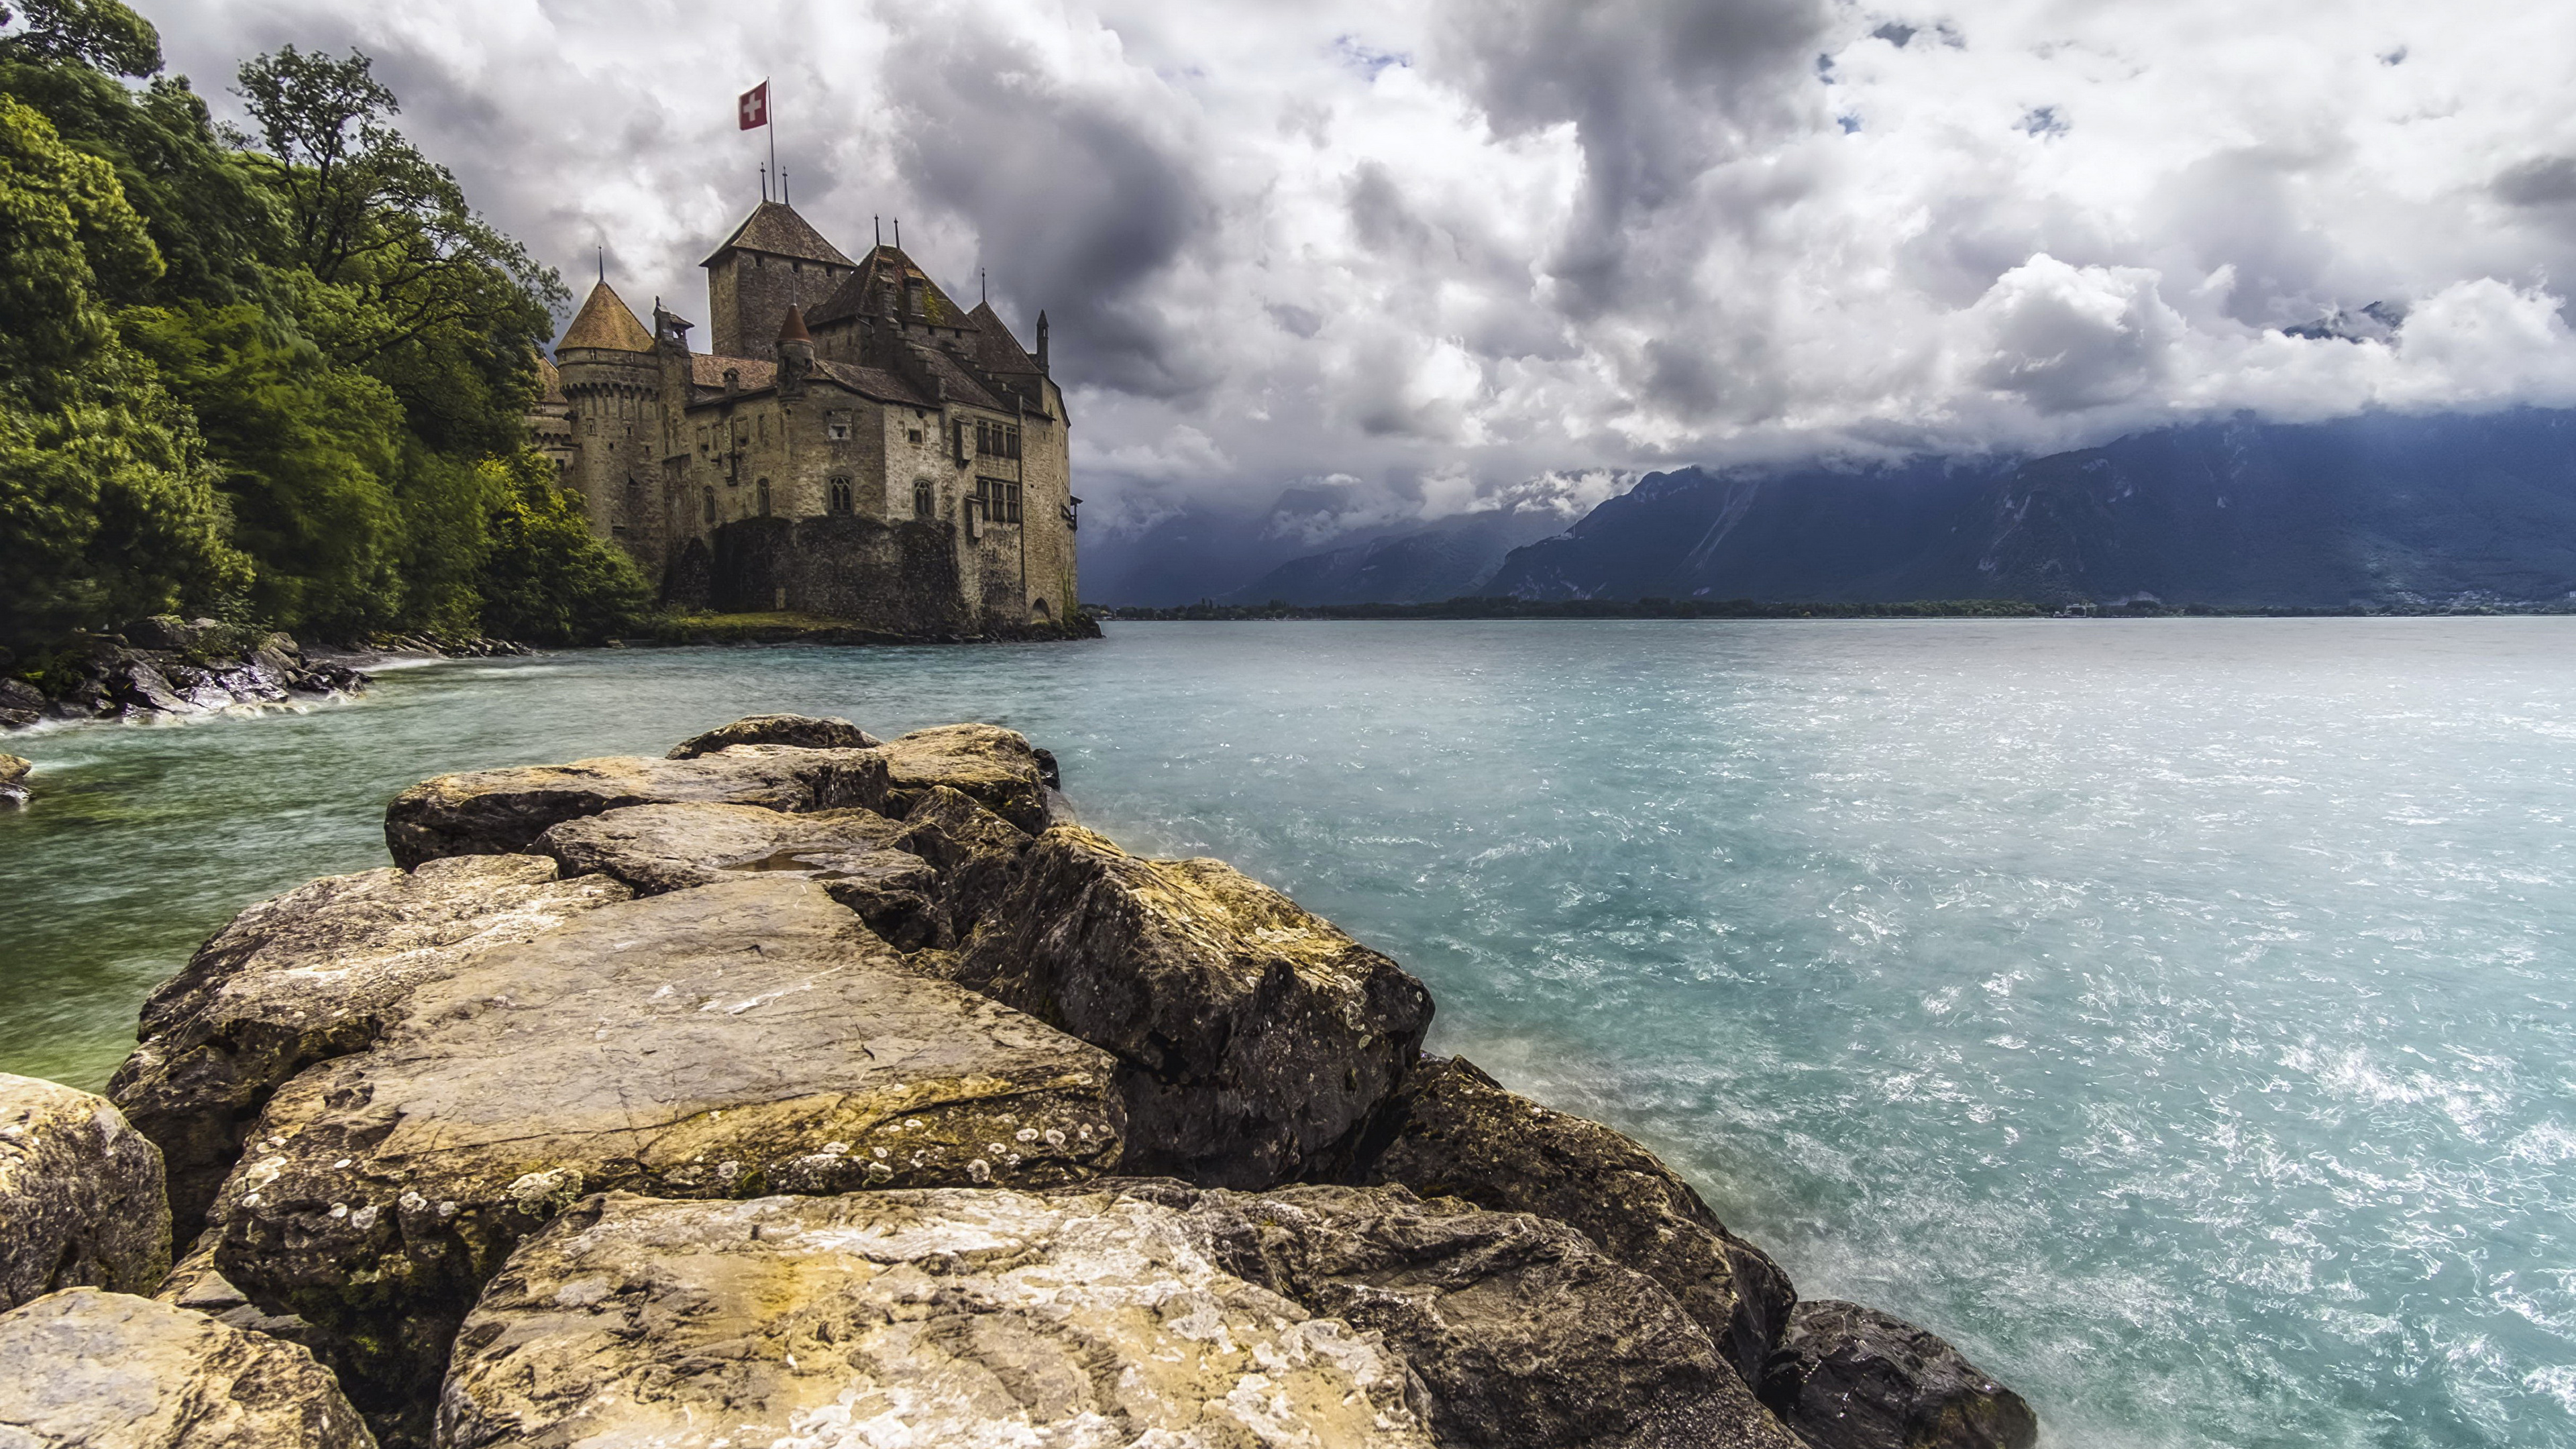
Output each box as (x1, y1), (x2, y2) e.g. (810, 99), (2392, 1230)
(557, 280), (655, 354)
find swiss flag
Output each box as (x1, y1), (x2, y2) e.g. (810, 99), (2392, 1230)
(739, 81), (768, 130)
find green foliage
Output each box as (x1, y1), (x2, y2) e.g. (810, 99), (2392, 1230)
(474, 451), (649, 645)
(0, 0), (638, 659)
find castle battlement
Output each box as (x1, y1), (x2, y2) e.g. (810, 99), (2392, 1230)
(541, 201), (1077, 635)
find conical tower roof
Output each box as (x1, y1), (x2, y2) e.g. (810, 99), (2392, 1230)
(777, 303), (811, 342)
(558, 280), (654, 353)
(534, 352), (568, 402)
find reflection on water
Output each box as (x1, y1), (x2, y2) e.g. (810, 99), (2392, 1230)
(3, 619), (2571, 1449)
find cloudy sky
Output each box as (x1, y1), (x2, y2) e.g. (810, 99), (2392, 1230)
(155, 0), (2576, 538)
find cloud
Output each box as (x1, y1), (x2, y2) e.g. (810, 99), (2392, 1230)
(146, 0), (2576, 543)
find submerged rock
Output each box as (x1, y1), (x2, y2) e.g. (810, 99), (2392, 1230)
(205, 877), (1122, 1418)
(1760, 1299), (2039, 1449)
(956, 824), (1434, 1187)
(0, 1074), (172, 1311)
(0, 1287), (374, 1448)
(1153, 1181), (1806, 1449)
(0, 753), (27, 806)
(531, 802), (941, 947)
(1348, 1055), (1794, 1382)
(440, 1187), (1436, 1449)
(664, 712), (881, 757)
(382, 745), (888, 869)
(875, 722), (1055, 831)
(110, 856), (633, 1234)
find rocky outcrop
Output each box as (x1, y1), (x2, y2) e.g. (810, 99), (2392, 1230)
(440, 1187), (1438, 1449)
(1143, 1181), (1804, 1449)
(530, 802), (943, 947)
(1348, 1055), (1794, 1381)
(0, 1287), (374, 1447)
(109, 856), (634, 1235)
(875, 722), (1055, 830)
(61, 712), (2040, 1449)
(382, 745), (889, 868)
(953, 824), (1435, 1187)
(0, 753), (26, 807)
(205, 877), (1122, 1419)
(1761, 1300), (2039, 1449)
(0, 1075), (172, 1311)
(4, 619), (365, 730)
(665, 711), (881, 757)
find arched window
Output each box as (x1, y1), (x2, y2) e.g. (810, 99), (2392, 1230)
(913, 479), (934, 519)
(755, 478), (771, 517)
(828, 478), (853, 515)
(702, 487), (716, 523)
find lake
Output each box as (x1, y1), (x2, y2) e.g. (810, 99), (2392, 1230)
(3, 619), (2570, 1448)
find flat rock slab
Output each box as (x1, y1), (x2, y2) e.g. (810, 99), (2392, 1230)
(0, 1287), (374, 1448)
(959, 826), (1434, 1186)
(665, 713), (880, 758)
(207, 878), (1123, 1417)
(532, 804), (941, 948)
(0, 1075), (170, 1311)
(1150, 1182), (1806, 1449)
(875, 723), (1053, 833)
(113, 857), (633, 1234)
(1760, 1300), (2038, 1449)
(1350, 1055), (1794, 1382)
(441, 1188), (1436, 1449)
(383, 747), (889, 869)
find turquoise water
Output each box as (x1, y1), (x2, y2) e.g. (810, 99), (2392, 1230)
(3, 620), (2572, 1448)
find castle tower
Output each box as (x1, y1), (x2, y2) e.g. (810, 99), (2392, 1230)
(552, 279), (664, 559)
(699, 201), (855, 362)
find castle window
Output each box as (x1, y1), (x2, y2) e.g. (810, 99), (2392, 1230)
(623, 478), (641, 516)
(702, 487), (716, 523)
(829, 478), (853, 515)
(756, 478), (771, 517)
(826, 411), (851, 441)
(914, 479), (934, 519)
(908, 428), (922, 445)
(1007, 482), (1023, 523)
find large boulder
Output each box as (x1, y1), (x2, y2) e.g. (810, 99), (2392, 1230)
(954, 825), (1434, 1187)
(110, 857), (633, 1234)
(0, 1287), (373, 1448)
(665, 712), (880, 758)
(531, 802), (943, 948)
(204, 878), (1123, 1422)
(382, 747), (889, 869)
(886, 783), (1036, 939)
(0, 753), (27, 806)
(1157, 1181), (1805, 1449)
(0, 1075), (171, 1311)
(1760, 1300), (2039, 1449)
(875, 722), (1053, 832)
(439, 1188), (1438, 1449)
(1347, 1055), (1794, 1381)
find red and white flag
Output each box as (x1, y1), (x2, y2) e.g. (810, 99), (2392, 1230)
(738, 81), (769, 130)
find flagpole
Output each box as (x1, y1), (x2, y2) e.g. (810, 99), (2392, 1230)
(767, 78), (777, 205)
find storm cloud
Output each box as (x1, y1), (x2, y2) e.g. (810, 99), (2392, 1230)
(145, 0), (2576, 539)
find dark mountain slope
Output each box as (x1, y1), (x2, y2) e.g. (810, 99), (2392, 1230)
(1222, 506), (1576, 605)
(1487, 411), (2576, 608)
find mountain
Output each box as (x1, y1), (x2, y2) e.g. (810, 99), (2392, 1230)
(1221, 506), (1575, 605)
(1487, 409), (2576, 608)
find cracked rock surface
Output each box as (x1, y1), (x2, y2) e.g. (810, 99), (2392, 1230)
(440, 1187), (1438, 1449)
(111, 857), (633, 1234)
(874, 722), (1055, 832)
(382, 746), (889, 869)
(957, 825), (1434, 1187)
(0, 1287), (374, 1448)
(664, 712), (880, 757)
(1, 1075), (172, 1311)
(1348, 1055), (1795, 1383)
(205, 877), (1123, 1421)
(532, 802), (943, 948)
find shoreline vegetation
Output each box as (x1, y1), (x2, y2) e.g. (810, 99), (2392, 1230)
(0, 713), (2034, 1448)
(1099, 595), (2576, 621)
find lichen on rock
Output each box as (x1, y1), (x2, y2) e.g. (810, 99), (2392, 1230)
(0, 1287), (374, 1448)
(664, 712), (881, 758)
(0, 1074), (172, 1311)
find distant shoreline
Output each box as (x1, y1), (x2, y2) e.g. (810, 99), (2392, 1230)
(1096, 597), (2576, 622)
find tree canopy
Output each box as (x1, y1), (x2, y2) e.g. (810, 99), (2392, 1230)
(0, 0), (645, 658)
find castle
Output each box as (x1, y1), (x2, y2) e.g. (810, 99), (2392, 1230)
(533, 200), (1077, 636)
